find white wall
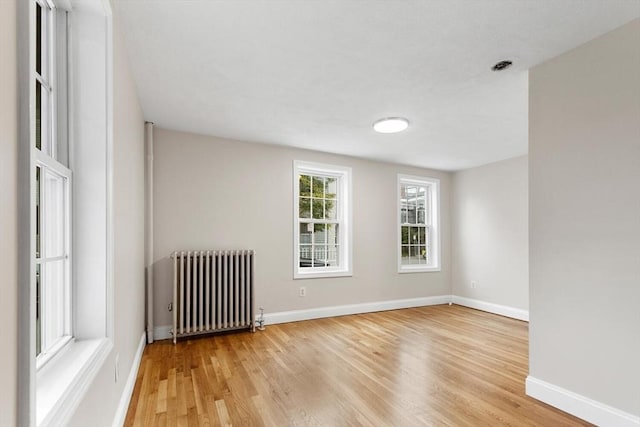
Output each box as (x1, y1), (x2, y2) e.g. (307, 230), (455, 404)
(529, 18), (640, 418)
(67, 14), (146, 426)
(0, 1), (18, 425)
(451, 156), (528, 310)
(153, 128), (452, 327)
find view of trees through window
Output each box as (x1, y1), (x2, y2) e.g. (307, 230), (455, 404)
(298, 174), (339, 268)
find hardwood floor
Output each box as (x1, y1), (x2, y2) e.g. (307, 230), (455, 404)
(124, 305), (591, 426)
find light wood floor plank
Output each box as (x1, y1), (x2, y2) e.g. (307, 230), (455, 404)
(125, 305), (591, 426)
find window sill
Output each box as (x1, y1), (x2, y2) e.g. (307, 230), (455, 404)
(294, 270), (353, 280)
(398, 266), (441, 274)
(37, 337), (112, 427)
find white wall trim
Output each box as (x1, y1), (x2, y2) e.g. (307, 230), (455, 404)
(452, 295), (529, 321)
(153, 295), (531, 339)
(112, 333), (146, 427)
(154, 296), (451, 339)
(262, 295), (452, 325)
(526, 376), (640, 427)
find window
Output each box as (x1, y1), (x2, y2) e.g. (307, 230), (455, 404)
(26, 0), (114, 424)
(34, 0), (73, 367)
(398, 174), (440, 272)
(294, 161), (352, 278)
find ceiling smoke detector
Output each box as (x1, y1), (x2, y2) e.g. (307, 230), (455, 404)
(492, 60), (513, 71)
(373, 117), (410, 134)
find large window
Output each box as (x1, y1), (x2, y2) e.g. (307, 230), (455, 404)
(34, 0), (72, 366)
(398, 174), (440, 272)
(26, 0), (114, 424)
(294, 161), (352, 279)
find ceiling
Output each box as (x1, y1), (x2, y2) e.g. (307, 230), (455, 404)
(115, 1), (639, 171)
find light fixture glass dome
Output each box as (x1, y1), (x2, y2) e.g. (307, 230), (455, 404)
(373, 117), (409, 133)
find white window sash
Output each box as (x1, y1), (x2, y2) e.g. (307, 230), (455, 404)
(293, 161), (352, 279)
(398, 174), (440, 273)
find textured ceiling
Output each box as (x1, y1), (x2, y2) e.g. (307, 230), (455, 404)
(115, 0), (639, 171)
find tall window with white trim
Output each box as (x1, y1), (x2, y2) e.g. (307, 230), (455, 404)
(294, 161), (352, 279)
(398, 175), (440, 272)
(34, 0), (72, 363)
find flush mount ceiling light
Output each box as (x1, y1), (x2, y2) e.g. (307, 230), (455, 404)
(492, 60), (513, 71)
(373, 117), (410, 134)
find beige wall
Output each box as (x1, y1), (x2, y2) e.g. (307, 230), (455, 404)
(529, 19), (640, 415)
(153, 128), (452, 327)
(0, 1), (18, 425)
(68, 16), (146, 426)
(451, 155), (529, 310)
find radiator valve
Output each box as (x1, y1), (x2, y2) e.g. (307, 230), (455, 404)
(257, 307), (266, 331)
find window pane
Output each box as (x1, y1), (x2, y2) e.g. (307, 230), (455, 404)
(325, 198), (337, 220)
(409, 227), (419, 244)
(44, 169), (66, 258)
(312, 198), (324, 219)
(299, 223), (312, 244)
(36, 81), (50, 154)
(299, 245), (312, 267)
(418, 187), (426, 203)
(401, 246), (409, 263)
(35, 81), (42, 150)
(401, 226), (409, 245)
(419, 226), (426, 245)
(408, 206), (416, 224)
(407, 186), (417, 205)
(326, 224), (339, 245)
(326, 244), (339, 267)
(36, 166), (41, 259)
(313, 245), (327, 267)
(410, 246), (424, 264)
(36, 263), (42, 356)
(325, 177), (337, 199)
(299, 175), (310, 197)
(312, 176), (325, 198)
(401, 203), (408, 224)
(36, 3), (42, 75)
(299, 197), (310, 218)
(42, 260), (66, 352)
(313, 224), (326, 244)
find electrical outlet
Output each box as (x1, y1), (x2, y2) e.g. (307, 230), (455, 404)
(299, 287), (306, 297)
(115, 353), (120, 383)
(471, 281), (477, 289)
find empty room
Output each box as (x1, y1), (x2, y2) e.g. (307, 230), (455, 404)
(1, 0), (639, 426)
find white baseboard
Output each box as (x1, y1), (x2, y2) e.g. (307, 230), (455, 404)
(112, 333), (146, 427)
(262, 295), (452, 325)
(152, 296), (450, 339)
(526, 376), (639, 427)
(154, 325), (173, 341)
(451, 295), (529, 321)
(152, 294), (527, 337)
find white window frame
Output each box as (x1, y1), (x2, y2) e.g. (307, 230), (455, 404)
(293, 161), (352, 279)
(35, 155), (73, 369)
(397, 174), (441, 273)
(23, 0), (116, 425)
(34, 0), (74, 370)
